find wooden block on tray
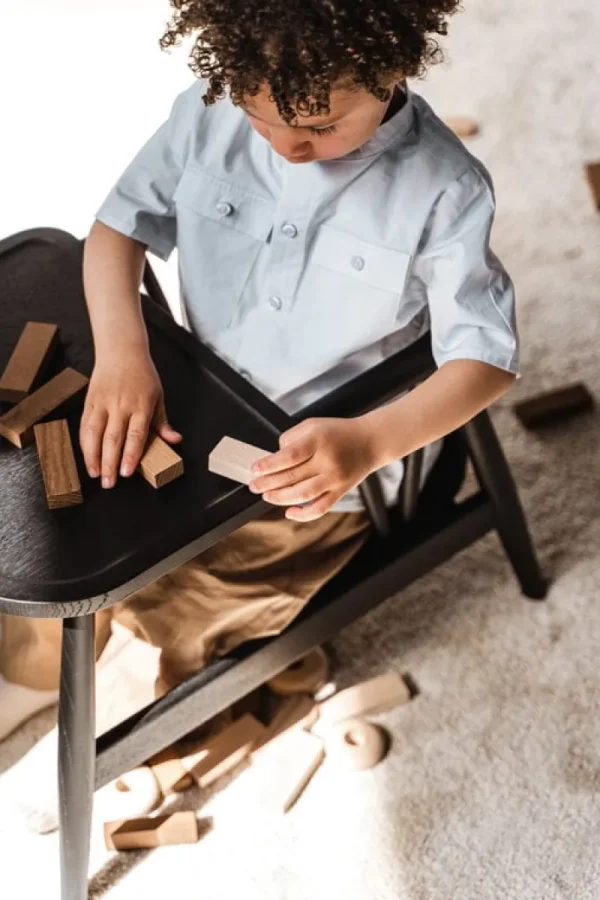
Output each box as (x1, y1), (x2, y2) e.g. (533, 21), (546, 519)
(253, 694), (318, 754)
(445, 116), (480, 139)
(104, 811), (200, 851)
(316, 672), (411, 729)
(183, 714), (265, 787)
(34, 419), (82, 509)
(0, 321), (58, 403)
(208, 436), (270, 485)
(585, 162), (600, 211)
(0, 368), (88, 448)
(514, 382), (594, 429)
(254, 729), (325, 813)
(138, 434), (184, 488)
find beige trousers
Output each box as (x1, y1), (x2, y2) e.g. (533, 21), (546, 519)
(0, 510), (369, 697)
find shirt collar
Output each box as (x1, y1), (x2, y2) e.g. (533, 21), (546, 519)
(343, 85), (415, 161)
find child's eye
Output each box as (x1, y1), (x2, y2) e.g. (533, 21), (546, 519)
(309, 125), (337, 137)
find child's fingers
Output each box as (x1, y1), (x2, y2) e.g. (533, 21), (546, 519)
(251, 442), (313, 478)
(249, 460), (314, 494)
(285, 493), (335, 522)
(80, 404), (108, 479)
(100, 413), (128, 489)
(120, 413), (152, 478)
(263, 475), (326, 507)
(153, 397), (182, 445)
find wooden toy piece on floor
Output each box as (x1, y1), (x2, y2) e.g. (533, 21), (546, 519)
(267, 648), (330, 696)
(445, 116), (480, 139)
(146, 745), (194, 795)
(208, 436), (271, 485)
(182, 713), (265, 787)
(0, 368), (88, 448)
(33, 419), (82, 510)
(324, 718), (389, 771)
(95, 767), (162, 823)
(104, 811), (201, 851)
(253, 694), (318, 754)
(0, 321), (58, 403)
(585, 161), (600, 211)
(138, 434), (184, 488)
(316, 671), (411, 730)
(514, 382), (594, 429)
(253, 728), (325, 813)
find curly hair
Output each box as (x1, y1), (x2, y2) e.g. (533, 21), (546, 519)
(160, 0), (461, 123)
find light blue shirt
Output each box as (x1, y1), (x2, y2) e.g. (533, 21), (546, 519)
(97, 81), (518, 510)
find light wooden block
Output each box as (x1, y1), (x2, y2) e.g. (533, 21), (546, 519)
(254, 729), (325, 813)
(0, 322), (59, 404)
(0, 368), (88, 448)
(267, 648), (330, 696)
(34, 419), (82, 509)
(183, 714), (265, 787)
(585, 162), (600, 211)
(316, 672), (411, 729)
(325, 718), (389, 771)
(146, 745), (194, 795)
(104, 811), (200, 851)
(138, 434), (184, 488)
(445, 116), (480, 139)
(253, 694), (318, 755)
(208, 436), (270, 485)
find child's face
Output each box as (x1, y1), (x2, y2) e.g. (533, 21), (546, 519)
(239, 84), (393, 163)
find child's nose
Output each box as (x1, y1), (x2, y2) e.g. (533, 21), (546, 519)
(269, 128), (311, 160)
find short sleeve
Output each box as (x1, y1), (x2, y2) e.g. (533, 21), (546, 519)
(95, 82), (203, 261)
(413, 169), (519, 375)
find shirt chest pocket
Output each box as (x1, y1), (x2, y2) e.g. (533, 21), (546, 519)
(173, 167), (274, 334)
(295, 224), (412, 359)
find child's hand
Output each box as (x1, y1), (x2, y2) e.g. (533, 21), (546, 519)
(249, 417), (377, 521)
(80, 348), (181, 488)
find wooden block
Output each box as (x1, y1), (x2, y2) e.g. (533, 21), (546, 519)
(445, 116), (480, 139)
(0, 322), (58, 403)
(585, 161), (600, 211)
(34, 419), (82, 509)
(0, 368), (88, 448)
(146, 745), (194, 795)
(316, 672), (411, 729)
(514, 382), (595, 429)
(104, 811), (200, 851)
(253, 694), (318, 754)
(324, 718), (389, 772)
(182, 714), (265, 787)
(138, 434), (184, 488)
(267, 648), (330, 696)
(208, 436), (271, 485)
(254, 729), (325, 813)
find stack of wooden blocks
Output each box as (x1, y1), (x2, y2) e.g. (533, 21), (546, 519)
(0, 321), (185, 508)
(103, 649), (413, 851)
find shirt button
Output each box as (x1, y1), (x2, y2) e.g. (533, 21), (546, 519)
(216, 201), (234, 217)
(268, 295), (283, 311)
(281, 223), (298, 238)
(351, 255), (365, 271)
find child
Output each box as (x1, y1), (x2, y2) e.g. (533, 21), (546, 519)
(0, 0), (518, 831)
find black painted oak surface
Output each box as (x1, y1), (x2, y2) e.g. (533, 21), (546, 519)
(0, 230), (286, 614)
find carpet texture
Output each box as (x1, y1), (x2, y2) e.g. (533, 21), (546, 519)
(1, 0), (599, 897)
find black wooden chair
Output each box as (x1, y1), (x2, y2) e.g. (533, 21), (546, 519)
(95, 261), (550, 789)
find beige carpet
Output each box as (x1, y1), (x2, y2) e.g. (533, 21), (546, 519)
(1, 0), (600, 897)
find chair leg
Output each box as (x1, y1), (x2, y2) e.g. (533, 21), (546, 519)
(359, 473), (390, 537)
(462, 411), (548, 600)
(58, 616), (96, 900)
(399, 448), (425, 523)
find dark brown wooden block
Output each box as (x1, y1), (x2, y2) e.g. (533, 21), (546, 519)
(138, 434), (184, 488)
(34, 419), (82, 509)
(585, 162), (600, 211)
(0, 368), (89, 448)
(0, 321), (58, 403)
(514, 383), (594, 429)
